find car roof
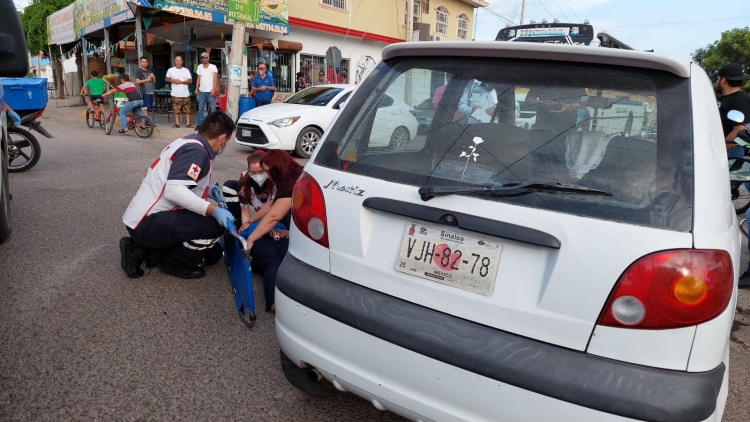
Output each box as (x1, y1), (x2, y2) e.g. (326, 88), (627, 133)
(381, 41), (691, 78)
(309, 84), (356, 89)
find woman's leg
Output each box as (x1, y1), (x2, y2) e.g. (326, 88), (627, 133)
(251, 236), (288, 311)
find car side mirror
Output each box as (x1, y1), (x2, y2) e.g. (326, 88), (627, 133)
(728, 110), (745, 124)
(335, 100), (348, 110)
(579, 96), (612, 109)
(378, 96), (394, 108)
(0, 0), (29, 78)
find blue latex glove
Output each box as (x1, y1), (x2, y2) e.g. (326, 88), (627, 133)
(8, 110), (21, 127)
(208, 184), (223, 203)
(213, 207), (236, 231)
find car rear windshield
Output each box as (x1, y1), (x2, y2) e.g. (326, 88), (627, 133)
(285, 87), (343, 106)
(314, 57), (693, 231)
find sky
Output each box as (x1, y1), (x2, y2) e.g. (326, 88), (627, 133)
(473, 0), (750, 59)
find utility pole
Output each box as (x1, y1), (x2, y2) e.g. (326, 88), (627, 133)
(225, 22), (246, 121)
(519, 0), (526, 25)
(104, 28), (112, 74)
(135, 8), (144, 61)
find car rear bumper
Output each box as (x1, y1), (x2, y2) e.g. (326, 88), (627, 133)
(276, 255), (725, 422)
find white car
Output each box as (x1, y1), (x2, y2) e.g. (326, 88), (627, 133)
(275, 41), (739, 422)
(234, 84), (418, 158)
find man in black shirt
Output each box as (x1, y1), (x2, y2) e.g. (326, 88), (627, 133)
(716, 63), (750, 146)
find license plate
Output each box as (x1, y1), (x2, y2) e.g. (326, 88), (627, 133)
(395, 223), (503, 296)
(242, 129), (252, 137)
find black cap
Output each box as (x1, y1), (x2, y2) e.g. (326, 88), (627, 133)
(318, 70), (325, 76)
(718, 63), (748, 81)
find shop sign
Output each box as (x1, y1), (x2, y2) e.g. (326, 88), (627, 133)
(151, 0), (288, 34)
(47, 4), (78, 44)
(76, 0), (133, 36)
(227, 0), (260, 25)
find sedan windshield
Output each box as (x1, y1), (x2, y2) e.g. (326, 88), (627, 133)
(285, 87), (344, 106)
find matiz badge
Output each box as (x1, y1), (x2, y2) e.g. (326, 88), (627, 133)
(323, 179), (365, 196)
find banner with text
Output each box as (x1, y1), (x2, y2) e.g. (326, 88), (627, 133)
(149, 0), (288, 34)
(76, 0), (133, 36)
(47, 3), (77, 44)
(227, 0), (260, 24)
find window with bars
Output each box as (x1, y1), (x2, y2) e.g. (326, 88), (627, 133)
(247, 49), (293, 93)
(404, 0), (423, 25)
(457, 13), (469, 40)
(436, 6), (448, 35)
(321, 0), (347, 11)
(300, 54), (349, 85)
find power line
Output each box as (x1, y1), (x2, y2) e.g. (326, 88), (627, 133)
(509, 0), (521, 22)
(484, 6), (516, 25)
(562, 0), (581, 22)
(536, 0), (555, 20)
(607, 16), (750, 28)
(551, 0), (570, 21)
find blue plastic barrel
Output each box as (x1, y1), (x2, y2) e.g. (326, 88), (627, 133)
(238, 97), (256, 117)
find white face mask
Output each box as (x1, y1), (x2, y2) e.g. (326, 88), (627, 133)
(251, 173), (267, 185)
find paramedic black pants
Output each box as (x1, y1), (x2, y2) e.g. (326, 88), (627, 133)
(222, 180), (242, 223)
(127, 209), (224, 270)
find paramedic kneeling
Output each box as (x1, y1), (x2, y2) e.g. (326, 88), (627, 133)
(120, 112), (237, 279)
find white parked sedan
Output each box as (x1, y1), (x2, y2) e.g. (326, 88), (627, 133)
(234, 84), (419, 158)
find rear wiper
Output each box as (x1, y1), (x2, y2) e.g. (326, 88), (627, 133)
(418, 181), (612, 201)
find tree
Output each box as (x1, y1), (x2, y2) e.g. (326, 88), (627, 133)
(18, 0), (76, 100)
(693, 27), (750, 92)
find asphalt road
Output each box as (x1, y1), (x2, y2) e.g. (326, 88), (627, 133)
(1, 105), (749, 421)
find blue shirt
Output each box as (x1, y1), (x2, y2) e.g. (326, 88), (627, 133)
(252, 72), (275, 102)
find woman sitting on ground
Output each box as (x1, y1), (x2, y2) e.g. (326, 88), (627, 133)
(245, 150), (303, 313)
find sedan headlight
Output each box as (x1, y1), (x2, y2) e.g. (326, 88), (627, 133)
(269, 116), (300, 128)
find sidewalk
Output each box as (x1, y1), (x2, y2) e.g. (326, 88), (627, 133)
(47, 101), (206, 140)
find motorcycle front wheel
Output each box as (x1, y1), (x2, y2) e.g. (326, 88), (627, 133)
(7, 127), (41, 173)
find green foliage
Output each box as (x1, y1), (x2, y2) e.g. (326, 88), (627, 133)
(18, 0), (75, 59)
(693, 27), (750, 92)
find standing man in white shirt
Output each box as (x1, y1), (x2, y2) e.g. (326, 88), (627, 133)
(165, 56), (193, 128)
(195, 52), (219, 131)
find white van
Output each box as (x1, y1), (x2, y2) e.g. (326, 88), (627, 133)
(275, 41), (739, 422)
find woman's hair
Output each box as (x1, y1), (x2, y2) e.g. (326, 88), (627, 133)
(261, 150), (303, 192)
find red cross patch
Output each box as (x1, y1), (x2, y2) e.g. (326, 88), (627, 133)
(186, 163), (201, 181)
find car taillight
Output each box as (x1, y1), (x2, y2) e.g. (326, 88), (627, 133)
(597, 250), (733, 329)
(292, 172), (329, 248)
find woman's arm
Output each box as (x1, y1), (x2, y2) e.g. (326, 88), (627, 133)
(246, 198), (291, 245)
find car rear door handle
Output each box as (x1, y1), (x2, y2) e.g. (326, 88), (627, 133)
(362, 197), (561, 249)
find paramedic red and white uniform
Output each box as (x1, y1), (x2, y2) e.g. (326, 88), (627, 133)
(122, 133), (224, 269)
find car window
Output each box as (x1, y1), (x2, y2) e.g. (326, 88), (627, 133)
(285, 87), (343, 106)
(333, 92), (352, 109)
(314, 58), (693, 231)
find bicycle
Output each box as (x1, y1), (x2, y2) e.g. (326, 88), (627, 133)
(99, 98), (154, 138)
(83, 95), (105, 129)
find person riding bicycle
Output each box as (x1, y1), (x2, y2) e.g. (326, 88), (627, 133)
(102, 74), (148, 134)
(79, 70), (107, 118)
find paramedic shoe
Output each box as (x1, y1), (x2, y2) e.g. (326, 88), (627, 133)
(120, 237), (145, 278)
(158, 255), (205, 279)
(739, 271), (750, 288)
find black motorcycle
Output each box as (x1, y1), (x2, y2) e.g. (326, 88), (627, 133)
(6, 108), (53, 173)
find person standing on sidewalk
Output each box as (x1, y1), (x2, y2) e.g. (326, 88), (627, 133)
(195, 52), (218, 131)
(251, 62), (275, 107)
(134, 57), (156, 125)
(165, 56), (193, 128)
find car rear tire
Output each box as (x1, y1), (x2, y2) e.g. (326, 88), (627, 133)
(0, 134), (11, 243)
(389, 126), (410, 150)
(279, 349), (339, 398)
(294, 127), (323, 159)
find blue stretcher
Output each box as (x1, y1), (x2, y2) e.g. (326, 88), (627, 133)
(215, 184), (257, 329)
